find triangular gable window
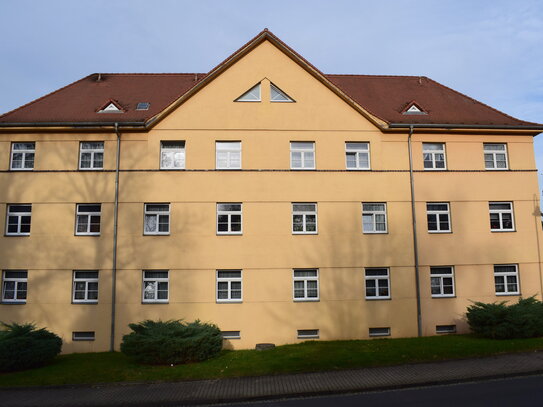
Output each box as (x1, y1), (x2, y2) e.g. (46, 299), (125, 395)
(98, 101), (123, 113)
(402, 101), (427, 115)
(235, 83), (261, 102)
(270, 83), (294, 102)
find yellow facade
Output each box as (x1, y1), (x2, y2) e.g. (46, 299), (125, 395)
(1, 39), (542, 353)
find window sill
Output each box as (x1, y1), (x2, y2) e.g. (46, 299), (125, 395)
(431, 295), (456, 299)
(142, 301), (169, 304)
(79, 168), (105, 171)
(485, 168), (509, 171)
(423, 168), (447, 171)
(362, 231), (388, 235)
(75, 233), (101, 237)
(496, 293), (520, 296)
(1, 301), (26, 305)
(143, 233), (171, 236)
(216, 300), (243, 304)
(5, 234), (30, 237)
(293, 298), (320, 302)
(490, 229), (516, 233)
(9, 168), (34, 172)
(428, 231), (452, 234)
(72, 301), (99, 304)
(160, 168), (186, 171)
(346, 168), (371, 171)
(365, 297), (391, 301)
(217, 233), (243, 236)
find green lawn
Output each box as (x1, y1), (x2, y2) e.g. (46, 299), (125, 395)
(2, 334), (543, 387)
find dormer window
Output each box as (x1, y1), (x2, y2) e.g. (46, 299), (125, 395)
(270, 83), (294, 102)
(235, 83), (261, 102)
(402, 101), (427, 115)
(97, 100), (124, 113)
(136, 102), (150, 111)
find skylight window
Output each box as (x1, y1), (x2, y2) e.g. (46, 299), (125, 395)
(235, 83), (261, 102)
(270, 83), (294, 102)
(136, 102), (150, 111)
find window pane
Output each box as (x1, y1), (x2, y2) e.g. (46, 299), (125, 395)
(366, 269), (388, 276)
(146, 204), (169, 212)
(144, 271), (168, 279)
(218, 204), (241, 211)
(485, 144), (505, 151)
(294, 270), (317, 277)
(490, 203), (511, 210)
(218, 271), (241, 278)
(291, 142), (313, 149)
(5, 271), (27, 279)
(144, 215), (157, 232)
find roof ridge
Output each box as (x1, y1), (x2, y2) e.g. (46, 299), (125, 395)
(0, 74), (94, 119)
(325, 74), (424, 79)
(91, 73), (207, 76)
(425, 77), (539, 126)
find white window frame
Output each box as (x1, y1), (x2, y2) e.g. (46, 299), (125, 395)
(142, 270), (169, 303)
(72, 271), (99, 303)
(75, 204), (101, 236)
(426, 203), (451, 233)
(297, 329), (319, 339)
(362, 203), (387, 234)
(430, 266), (455, 298)
(293, 269), (319, 301)
(160, 141), (185, 170)
(216, 203), (242, 235)
(423, 143), (446, 170)
(10, 142), (35, 171)
(290, 142), (315, 170)
(216, 270), (242, 303)
(2, 270), (27, 303)
(221, 331), (241, 339)
(79, 142), (104, 170)
(489, 202), (515, 232)
(144, 203), (170, 235)
(5, 204), (32, 236)
(369, 327), (391, 337)
(484, 143), (508, 170)
(364, 268), (390, 300)
(73, 332), (95, 341)
(292, 203), (317, 234)
(494, 264), (520, 296)
(345, 142), (370, 170)
(216, 141), (241, 170)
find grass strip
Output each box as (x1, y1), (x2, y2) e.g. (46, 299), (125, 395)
(2, 334), (543, 387)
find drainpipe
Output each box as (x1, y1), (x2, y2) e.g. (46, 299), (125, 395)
(408, 126), (423, 337)
(110, 123), (121, 351)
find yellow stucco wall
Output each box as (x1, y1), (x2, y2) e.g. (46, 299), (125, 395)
(0, 39), (541, 352)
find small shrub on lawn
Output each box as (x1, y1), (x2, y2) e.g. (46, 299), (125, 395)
(0, 322), (62, 372)
(120, 319), (222, 365)
(467, 297), (543, 339)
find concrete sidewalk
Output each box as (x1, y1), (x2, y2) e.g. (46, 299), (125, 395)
(2, 351), (543, 407)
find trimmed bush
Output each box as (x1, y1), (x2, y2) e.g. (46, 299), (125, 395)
(0, 322), (62, 372)
(467, 297), (543, 339)
(120, 319), (223, 365)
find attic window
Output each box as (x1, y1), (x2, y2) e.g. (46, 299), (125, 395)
(270, 83), (294, 102)
(402, 102), (427, 115)
(136, 102), (150, 111)
(98, 101), (123, 113)
(235, 83), (261, 102)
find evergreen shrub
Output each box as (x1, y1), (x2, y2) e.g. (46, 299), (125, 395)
(120, 319), (222, 365)
(0, 322), (62, 371)
(466, 297), (543, 339)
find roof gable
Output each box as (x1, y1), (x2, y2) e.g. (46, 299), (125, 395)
(0, 29), (540, 131)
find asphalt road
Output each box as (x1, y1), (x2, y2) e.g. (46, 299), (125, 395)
(209, 374), (543, 407)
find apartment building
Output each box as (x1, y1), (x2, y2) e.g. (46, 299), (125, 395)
(1, 30), (542, 353)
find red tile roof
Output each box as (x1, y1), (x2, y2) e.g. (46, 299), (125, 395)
(0, 73), (206, 125)
(0, 30), (539, 130)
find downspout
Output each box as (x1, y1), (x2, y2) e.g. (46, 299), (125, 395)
(110, 123), (121, 351)
(408, 125), (423, 337)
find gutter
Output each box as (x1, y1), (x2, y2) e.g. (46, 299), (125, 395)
(407, 125), (423, 337)
(389, 123), (543, 131)
(0, 121), (146, 128)
(110, 123), (121, 351)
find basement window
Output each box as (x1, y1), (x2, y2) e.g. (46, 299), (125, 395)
(436, 325), (456, 334)
(72, 331), (95, 341)
(369, 327), (391, 337)
(136, 102), (150, 111)
(297, 329), (319, 339)
(221, 331), (241, 339)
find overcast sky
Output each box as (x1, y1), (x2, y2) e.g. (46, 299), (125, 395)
(1, 0), (542, 177)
